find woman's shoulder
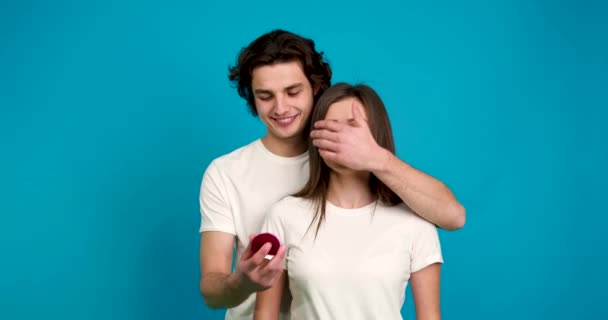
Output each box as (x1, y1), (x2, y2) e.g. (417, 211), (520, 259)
(379, 202), (437, 229)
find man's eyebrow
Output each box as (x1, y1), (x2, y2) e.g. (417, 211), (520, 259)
(253, 89), (273, 95)
(253, 83), (303, 95)
(285, 83), (304, 91)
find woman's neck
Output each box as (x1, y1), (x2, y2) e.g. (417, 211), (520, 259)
(327, 171), (375, 209)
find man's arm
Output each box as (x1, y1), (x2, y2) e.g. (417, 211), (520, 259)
(200, 231), (287, 309)
(199, 231), (249, 309)
(371, 149), (465, 230)
(311, 102), (465, 230)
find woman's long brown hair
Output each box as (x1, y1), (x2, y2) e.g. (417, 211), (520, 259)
(294, 83), (402, 238)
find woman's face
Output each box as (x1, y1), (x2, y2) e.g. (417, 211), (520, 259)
(321, 97), (369, 173)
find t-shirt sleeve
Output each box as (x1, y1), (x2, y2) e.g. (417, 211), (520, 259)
(199, 161), (236, 235)
(410, 221), (444, 273)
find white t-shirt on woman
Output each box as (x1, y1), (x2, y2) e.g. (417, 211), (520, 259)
(261, 196), (443, 320)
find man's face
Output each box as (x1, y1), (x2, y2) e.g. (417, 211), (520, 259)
(251, 61), (315, 144)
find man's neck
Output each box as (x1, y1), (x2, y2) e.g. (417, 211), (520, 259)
(260, 134), (307, 158)
(327, 171), (375, 209)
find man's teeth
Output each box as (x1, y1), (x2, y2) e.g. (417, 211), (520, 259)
(276, 116), (295, 123)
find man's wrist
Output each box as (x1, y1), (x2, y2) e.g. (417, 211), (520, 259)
(227, 271), (245, 294)
(371, 147), (393, 174)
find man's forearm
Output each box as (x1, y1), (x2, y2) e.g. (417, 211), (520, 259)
(200, 272), (253, 309)
(373, 150), (465, 230)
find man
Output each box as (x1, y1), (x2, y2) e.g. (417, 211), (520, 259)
(199, 30), (465, 319)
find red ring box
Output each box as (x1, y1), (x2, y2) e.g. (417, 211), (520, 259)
(251, 233), (280, 255)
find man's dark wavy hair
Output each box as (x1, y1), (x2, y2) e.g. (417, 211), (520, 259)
(228, 30), (332, 116)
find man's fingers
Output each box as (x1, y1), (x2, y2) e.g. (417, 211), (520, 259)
(310, 129), (339, 142)
(351, 101), (367, 126)
(318, 149), (338, 162)
(249, 242), (272, 266)
(259, 245), (287, 284)
(267, 245), (287, 269)
(314, 119), (345, 132)
(352, 100), (363, 119)
(312, 139), (339, 152)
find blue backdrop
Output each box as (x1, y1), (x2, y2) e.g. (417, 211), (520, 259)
(1, 0), (606, 319)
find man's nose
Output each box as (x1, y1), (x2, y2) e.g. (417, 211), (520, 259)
(273, 94), (289, 115)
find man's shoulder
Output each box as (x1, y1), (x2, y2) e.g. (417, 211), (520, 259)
(204, 139), (264, 175)
(212, 139), (260, 165)
(201, 139), (261, 183)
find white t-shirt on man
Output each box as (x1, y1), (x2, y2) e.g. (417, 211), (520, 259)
(199, 139), (309, 320)
(261, 196), (443, 320)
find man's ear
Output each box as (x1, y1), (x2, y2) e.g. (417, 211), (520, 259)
(313, 84), (320, 96)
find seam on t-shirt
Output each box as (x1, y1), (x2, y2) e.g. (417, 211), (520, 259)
(411, 254), (444, 273)
(199, 226), (237, 236)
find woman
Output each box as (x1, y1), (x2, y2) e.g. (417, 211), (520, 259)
(254, 83), (443, 320)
